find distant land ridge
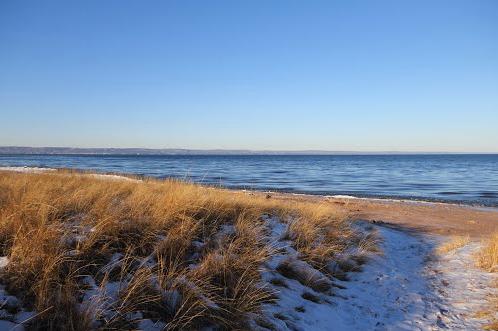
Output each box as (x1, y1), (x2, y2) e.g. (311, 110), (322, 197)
(0, 146), (488, 155)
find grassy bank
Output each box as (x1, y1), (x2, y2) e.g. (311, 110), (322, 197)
(476, 233), (498, 330)
(0, 170), (366, 330)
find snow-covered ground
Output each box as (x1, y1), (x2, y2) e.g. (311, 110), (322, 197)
(0, 205), (495, 329)
(88, 173), (140, 182)
(0, 257), (34, 331)
(0, 166), (56, 173)
(427, 241), (498, 329)
(254, 222), (497, 331)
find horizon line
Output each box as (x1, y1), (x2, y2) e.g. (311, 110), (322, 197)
(1, 146), (497, 155)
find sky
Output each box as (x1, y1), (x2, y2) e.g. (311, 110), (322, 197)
(0, 0), (497, 152)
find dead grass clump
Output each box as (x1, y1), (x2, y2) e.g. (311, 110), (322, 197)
(191, 232), (274, 328)
(475, 233), (498, 330)
(3, 226), (63, 300)
(0, 170), (360, 330)
(476, 232), (498, 272)
(154, 218), (200, 266)
(474, 233), (498, 330)
(286, 206), (349, 262)
(301, 291), (321, 303)
(436, 235), (471, 255)
(276, 258), (332, 293)
(269, 277), (288, 288)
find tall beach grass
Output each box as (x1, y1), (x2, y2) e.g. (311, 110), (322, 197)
(0, 170), (360, 330)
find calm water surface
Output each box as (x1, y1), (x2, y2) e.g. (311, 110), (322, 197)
(1, 154), (497, 207)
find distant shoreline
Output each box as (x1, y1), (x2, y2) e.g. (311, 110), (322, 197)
(1, 146), (497, 156)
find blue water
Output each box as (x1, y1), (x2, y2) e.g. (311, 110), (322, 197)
(1, 154), (497, 207)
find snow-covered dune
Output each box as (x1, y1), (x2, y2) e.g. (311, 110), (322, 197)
(254, 223), (497, 331)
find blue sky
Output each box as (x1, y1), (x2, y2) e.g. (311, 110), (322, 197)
(1, 1), (497, 152)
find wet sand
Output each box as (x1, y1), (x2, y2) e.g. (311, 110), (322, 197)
(250, 191), (498, 238)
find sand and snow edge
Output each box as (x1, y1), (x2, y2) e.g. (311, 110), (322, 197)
(0, 170), (495, 330)
(253, 222), (497, 331)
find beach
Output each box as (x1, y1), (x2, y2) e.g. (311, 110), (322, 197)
(259, 190), (498, 238)
(0, 167), (496, 330)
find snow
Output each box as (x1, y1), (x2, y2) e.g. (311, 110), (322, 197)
(0, 257), (9, 269)
(255, 222), (497, 331)
(427, 242), (498, 327)
(255, 215), (349, 330)
(0, 284), (35, 330)
(138, 319), (167, 330)
(328, 195), (359, 199)
(88, 173), (140, 182)
(0, 166), (55, 173)
(0, 212), (495, 330)
(78, 277), (124, 327)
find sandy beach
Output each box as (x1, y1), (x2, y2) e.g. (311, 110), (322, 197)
(252, 190), (498, 238)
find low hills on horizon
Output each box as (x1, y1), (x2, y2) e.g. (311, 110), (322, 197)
(0, 146), (492, 155)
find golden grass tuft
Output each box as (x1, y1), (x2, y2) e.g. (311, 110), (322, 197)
(474, 233), (498, 330)
(436, 235), (470, 255)
(476, 232), (498, 272)
(475, 233), (498, 330)
(0, 170), (360, 330)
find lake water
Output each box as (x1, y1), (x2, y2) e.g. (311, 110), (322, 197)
(0, 154), (497, 207)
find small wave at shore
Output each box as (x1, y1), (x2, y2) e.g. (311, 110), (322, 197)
(323, 194), (498, 212)
(2, 166), (497, 211)
(1, 153), (497, 208)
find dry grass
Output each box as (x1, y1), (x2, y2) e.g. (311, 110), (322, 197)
(276, 258), (332, 293)
(476, 232), (498, 272)
(475, 233), (498, 330)
(474, 279), (498, 330)
(436, 235), (470, 255)
(483, 288), (498, 331)
(0, 170), (359, 330)
(436, 233), (498, 329)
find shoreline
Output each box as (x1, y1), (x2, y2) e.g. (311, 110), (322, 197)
(1, 165), (497, 210)
(1, 166), (497, 237)
(0, 166), (496, 329)
(250, 189), (498, 238)
(276, 191), (498, 213)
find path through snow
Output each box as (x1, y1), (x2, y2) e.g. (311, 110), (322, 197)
(257, 222), (497, 331)
(0, 215), (496, 330)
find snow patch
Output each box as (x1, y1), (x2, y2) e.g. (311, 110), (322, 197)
(0, 257), (9, 269)
(256, 222), (497, 331)
(138, 319), (167, 331)
(88, 173), (140, 182)
(327, 195), (359, 199)
(0, 284), (35, 330)
(0, 166), (56, 173)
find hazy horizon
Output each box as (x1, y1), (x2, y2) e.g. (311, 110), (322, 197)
(1, 145), (497, 155)
(1, 1), (497, 152)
